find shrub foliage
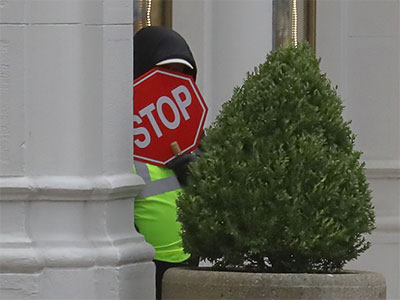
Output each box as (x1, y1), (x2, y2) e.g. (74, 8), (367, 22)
(177, 43), (375, 273)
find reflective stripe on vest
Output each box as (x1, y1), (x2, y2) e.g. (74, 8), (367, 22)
(135, 161), (181, 197)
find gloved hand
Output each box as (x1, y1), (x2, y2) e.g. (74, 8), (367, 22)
(166, 152), (197, 186)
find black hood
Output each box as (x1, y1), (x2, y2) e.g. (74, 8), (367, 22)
(134, 26), (197, 80)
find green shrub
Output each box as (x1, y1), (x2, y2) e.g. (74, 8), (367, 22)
(177, 42), (375, 273)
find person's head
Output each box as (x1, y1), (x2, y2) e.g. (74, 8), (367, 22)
(134, 26), (197, 80)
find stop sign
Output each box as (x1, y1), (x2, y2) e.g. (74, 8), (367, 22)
(133, 67), (208, 167)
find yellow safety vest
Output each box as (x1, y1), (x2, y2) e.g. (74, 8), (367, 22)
(134, 161), (190, 263)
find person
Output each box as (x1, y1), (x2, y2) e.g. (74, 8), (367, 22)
(133, 26), (199, 300)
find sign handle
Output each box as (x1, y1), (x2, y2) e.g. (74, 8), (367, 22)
(170, 141), (182, 156)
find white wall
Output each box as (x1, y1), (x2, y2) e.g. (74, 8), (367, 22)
(317, 1), (400, 299)
(173, 0), (273, 127)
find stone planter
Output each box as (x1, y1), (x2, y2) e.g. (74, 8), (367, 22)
(162, 267), (386, 300)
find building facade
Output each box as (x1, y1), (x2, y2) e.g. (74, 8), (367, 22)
(1, 0), (399, 299)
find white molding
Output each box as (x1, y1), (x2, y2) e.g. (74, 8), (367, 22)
(0, 235), (154, 273)
(0, 174), (153, 274)
(364, 160), (400, 179)
(0, 174), (145, 201)
(375, 216), (400, 234)
(365, 168), (400, 179)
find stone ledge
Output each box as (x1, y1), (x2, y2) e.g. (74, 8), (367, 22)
(0, 174), (144, 201)
(0, 236), (155, 273)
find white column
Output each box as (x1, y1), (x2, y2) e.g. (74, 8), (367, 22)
(0, 1), (155, 299)
(317, 1), (400, 299)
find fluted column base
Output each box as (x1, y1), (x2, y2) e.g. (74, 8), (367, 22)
(0, 174), (155, 300)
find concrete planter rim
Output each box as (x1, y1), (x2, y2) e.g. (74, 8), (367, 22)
(164, 266), (386, 283)
(168, 265), (375, 274)
(163, 266), (386, 299)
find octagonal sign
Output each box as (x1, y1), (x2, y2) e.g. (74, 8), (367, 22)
(133, 67), (208, 167)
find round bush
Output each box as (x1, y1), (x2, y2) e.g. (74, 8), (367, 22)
(177, 43), (375, 273)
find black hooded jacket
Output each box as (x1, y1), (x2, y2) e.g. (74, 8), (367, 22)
(134, 26), (197, 80)
(134, 26), (200, 185)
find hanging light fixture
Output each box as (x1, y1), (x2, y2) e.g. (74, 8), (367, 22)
(292, 0), (298, 46)
(273, 0), (316, 50)
(134, 0), (172, 33)
(146, 0), (152, 27)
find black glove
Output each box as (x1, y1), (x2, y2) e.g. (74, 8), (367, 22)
(166, 153), (197, 186)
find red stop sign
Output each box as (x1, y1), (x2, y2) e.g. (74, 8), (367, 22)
(133, 67), (208, 167)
